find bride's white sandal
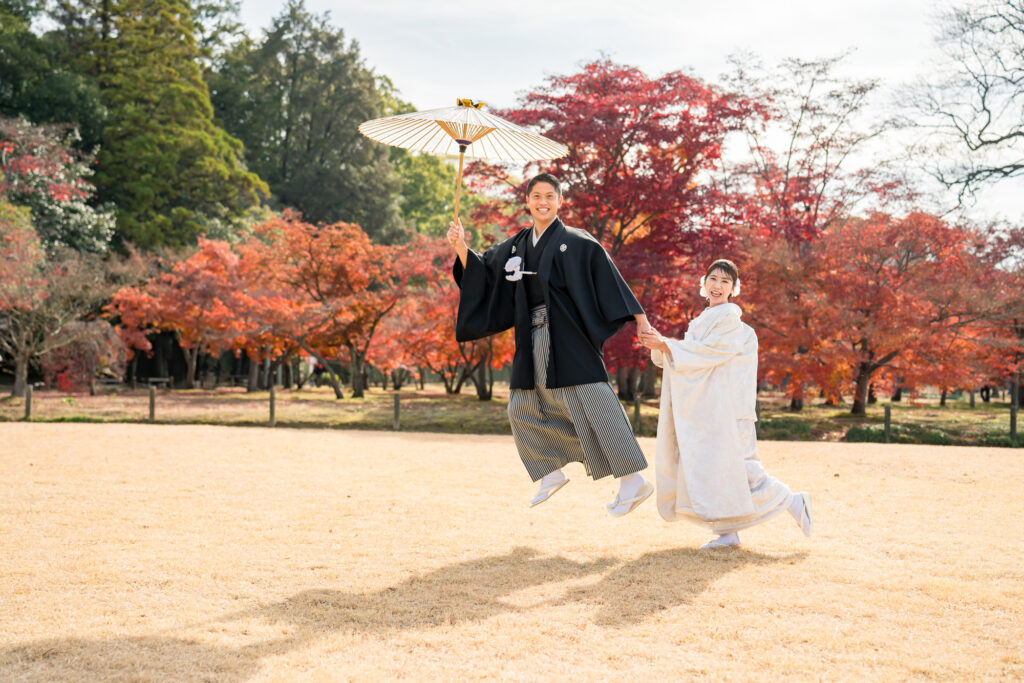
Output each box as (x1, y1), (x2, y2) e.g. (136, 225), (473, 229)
(795, 492), (813, 536)
(701, 533), (740, 549)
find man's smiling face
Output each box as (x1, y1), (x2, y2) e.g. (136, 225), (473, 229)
(526, 181), (561, 228)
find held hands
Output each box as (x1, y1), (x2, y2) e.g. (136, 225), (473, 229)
(638, 327), (670, 354)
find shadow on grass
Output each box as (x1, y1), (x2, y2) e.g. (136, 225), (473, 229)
(553, 547), (806, 627)
(0, 546), (804, 680)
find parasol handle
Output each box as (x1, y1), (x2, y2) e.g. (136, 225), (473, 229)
(454, 143), (468, 222)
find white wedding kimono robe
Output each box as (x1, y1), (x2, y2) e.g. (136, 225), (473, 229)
(652, 302), (792, 535)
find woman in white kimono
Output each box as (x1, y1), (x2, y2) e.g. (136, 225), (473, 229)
(638, 259), (812, 549)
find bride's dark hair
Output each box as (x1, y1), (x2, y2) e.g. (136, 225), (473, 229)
(704, 259), (739, 285)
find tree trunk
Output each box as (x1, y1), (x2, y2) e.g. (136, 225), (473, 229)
(280, 357), (291, 389)
(261, 349), (272, 390)
(868, 383), (877, 404)
(640, 362), (658, 397)
(247, 351), (259, 393)
(269, 359), (281, 390)
(453, 364), (474, 393)
(892, 386), (903, 402)
(441, 370), (455, 394)
(12, 353), (30, 397)
(154, 334), (169, 379)
(851, 363), (872, 415)
(940, 389), (947, 406)
(471, 341), (493, 401)
(299, 344), (343, 398)
(185, 346), (200, 389)
(472, 363), (492, 400)
(789, 379), (804, 412)
(350, 344), (365, 398)
(616, 366), (639, 401)
(381, 370), (389, 391)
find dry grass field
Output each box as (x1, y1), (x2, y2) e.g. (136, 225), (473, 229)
(1, 424), (1022, 681)
(2, 384), (1021, 447)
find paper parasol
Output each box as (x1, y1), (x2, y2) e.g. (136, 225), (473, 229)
(358, 98), (568, 221)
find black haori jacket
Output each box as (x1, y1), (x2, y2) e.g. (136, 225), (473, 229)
(452, 218), (644, 390)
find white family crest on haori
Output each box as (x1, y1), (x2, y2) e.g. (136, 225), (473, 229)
(504, 256), (537, 281)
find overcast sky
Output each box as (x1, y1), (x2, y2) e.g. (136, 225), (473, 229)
(237, 0), (1018, 220)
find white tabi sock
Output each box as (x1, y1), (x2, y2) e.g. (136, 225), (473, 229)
(787, 493), (802, 517)
(787, 492), (812, 536)
(539, 469), (566, 491)
(606, 473), (651, 516)
(615, 472), (644, 500)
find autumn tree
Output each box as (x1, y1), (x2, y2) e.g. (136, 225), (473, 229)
(467, 58), (752, 398)
(821, 212), (988, 414)
(968, 224), (1024, 404)
(39, 319), (124, 391)
(382, 247), (515, 399)
(0, 207), (112, 396)
(235, 213), (422, 398)
(723, 54), (895, 409)
(108, 238), (246, 388)
(0, 116), (115, 253)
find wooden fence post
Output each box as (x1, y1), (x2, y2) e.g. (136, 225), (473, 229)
(24, 385), (32, 421)
(969, 390), (975, 408)
(269, 384), (276, 428)
(884, 405), (891, 443)
(149, 385), (155, 422)
(393, 392), (400, 431)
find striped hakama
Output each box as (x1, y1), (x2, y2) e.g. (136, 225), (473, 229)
(509, 306), (648, 482)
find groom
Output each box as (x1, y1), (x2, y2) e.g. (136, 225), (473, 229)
(448, 173), (653, 516)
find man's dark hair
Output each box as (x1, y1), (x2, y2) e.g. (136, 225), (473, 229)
(526, 173), (562, 196)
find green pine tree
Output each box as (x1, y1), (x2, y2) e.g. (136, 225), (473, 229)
(208, 0), (403, 242)
(94, 0), (266, 248)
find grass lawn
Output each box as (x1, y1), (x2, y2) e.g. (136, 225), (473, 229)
(1, 382), (1020, 447)
(1, 424), (1021, 680)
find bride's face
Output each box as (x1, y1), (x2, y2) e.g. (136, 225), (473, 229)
(704, 268), (734, 306)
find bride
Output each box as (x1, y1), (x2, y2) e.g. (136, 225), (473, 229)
(638, 259), (812, 549)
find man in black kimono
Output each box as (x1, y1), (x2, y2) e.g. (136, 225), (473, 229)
(448, 173), (653, 516)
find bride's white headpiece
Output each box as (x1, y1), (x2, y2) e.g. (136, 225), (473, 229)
(699, 274), (741, 298)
